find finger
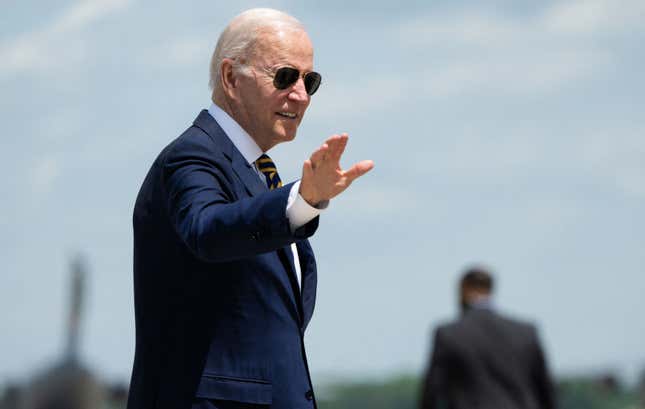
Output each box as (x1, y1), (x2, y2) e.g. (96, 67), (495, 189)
(324, 134), (341, 146)
(302, 159), (314, 181)
(329, 133), (348, 162)
(310, 143), (328, 166)
(320, 133), (345, 164)
(299, 159), (318, 205)
(323, 134), (343, 156)
(342, 160), (374, 182)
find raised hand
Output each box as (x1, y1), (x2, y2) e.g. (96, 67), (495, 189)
(299, 133), (374, 206)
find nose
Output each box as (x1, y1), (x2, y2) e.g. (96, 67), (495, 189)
(287, 77), (309, 102)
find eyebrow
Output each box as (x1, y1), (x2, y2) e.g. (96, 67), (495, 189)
(262, 53), (312, 72)
(265, 61), (315, 74)
(266, 61), (295, 70)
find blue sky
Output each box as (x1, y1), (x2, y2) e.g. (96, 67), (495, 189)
(1, 0), (644, 387)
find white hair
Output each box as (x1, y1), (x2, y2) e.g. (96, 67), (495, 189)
(209, 8), (305, 91)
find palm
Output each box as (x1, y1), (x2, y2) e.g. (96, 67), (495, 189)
(299, 133), (373, 206)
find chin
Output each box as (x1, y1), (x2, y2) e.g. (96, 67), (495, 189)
(273, 128), (298, 144)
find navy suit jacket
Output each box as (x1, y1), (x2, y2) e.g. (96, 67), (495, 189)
(127, 110), (319, 409)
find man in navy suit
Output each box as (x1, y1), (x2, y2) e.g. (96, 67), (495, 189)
(420, 267), (556, 409)
(127, 8), (373, 409)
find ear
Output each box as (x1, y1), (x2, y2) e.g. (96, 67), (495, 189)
(220, 58), (239, 100)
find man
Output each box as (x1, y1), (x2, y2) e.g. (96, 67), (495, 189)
(127, 9), (373, 409)
(420, 267), (556, 409)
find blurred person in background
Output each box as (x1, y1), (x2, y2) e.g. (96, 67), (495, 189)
(420, 266), (556, 409)
(127, 8), (372, 409)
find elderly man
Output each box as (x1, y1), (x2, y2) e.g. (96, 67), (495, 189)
(127, 8), (373, 409)
(420, 267), (556, 409)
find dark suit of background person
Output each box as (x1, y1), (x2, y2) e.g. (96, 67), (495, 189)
(126, 8), (373, 409)
(420, 267), (556, 409)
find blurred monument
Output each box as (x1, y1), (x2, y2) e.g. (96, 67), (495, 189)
(639, 366), (645, 407)
(0, 255), (126, 409)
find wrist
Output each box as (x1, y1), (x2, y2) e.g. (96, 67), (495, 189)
(298, 187), (319, 207)
(303, 195), (320, 208)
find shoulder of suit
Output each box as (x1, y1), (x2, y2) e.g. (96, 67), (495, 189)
(433, 319), (461, 337)
(158, 117), (228, 166)
(492, 311), (540, 334)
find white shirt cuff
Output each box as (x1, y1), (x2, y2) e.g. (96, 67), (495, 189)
(286, 180), (328, 232)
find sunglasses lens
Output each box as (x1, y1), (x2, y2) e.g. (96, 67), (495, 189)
(273, 67), (322, 95)
(304, 72), (322, 95)
(273, 67), (300, 89)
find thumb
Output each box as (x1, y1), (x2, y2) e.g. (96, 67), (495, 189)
(301, 159), (314, 182)
(299, 159), (319, 205)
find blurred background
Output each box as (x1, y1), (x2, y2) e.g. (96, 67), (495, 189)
(1, 0), (644, 408)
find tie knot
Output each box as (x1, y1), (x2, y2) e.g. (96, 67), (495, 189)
(256, 154), (282, 190)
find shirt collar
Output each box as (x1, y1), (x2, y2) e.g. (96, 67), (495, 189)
(470, 296), (494, 311)
(208, 102), (263, 164)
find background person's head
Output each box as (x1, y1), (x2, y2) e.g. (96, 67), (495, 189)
(459, 266), (494, 312)
(210, 8), (316, 152)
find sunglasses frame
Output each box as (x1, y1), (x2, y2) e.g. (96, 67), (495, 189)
(271, 66), (322, 96)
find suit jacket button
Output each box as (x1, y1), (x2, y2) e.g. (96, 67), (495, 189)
(305, 390), (314, 400)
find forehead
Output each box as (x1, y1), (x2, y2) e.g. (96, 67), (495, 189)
(252, 28), (314, 70)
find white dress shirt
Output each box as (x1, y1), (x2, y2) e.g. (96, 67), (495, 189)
(207, 103), (325, 289)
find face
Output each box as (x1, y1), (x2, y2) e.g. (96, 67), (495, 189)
(230, 29), (314, 151)
(459, 287), (469, 311)
(459, 287), (490, 312)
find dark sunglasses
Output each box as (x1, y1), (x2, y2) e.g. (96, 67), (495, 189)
(273, 67), (322, 96)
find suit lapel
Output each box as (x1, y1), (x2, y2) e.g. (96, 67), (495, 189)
(193, 110), (266, 197)
(230, 152), (267, 197)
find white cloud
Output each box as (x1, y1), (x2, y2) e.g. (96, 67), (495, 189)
(309, 49), (606, 120)
(309, 2), (631, 120)
(0, 0), (132, 78)
(138, 34), (212, 69)
(309, 76), (409, 120)
(53, 0), (131, 33)
(614, 167), (645, 198)
(581, 129), (645, 198)
(28, 156), (61, 195)
(544, 0), (645, 34)
(333, 184), (424, 218)
(167, 36), (211, 66)
(420, 49), (609, 97)
(389, 3), (630, 98)
(397, 0), (645, 48)
(397, 12), (524, 49)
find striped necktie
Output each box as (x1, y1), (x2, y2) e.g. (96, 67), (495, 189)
(256, 154), (283, 190)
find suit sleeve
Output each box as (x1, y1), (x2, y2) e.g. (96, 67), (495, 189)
(530, 327), (557, 409)
(420, 328), (448, 409)
(162, 141), (318, 263)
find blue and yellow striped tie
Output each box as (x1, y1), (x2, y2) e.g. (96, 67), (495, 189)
(256, 154), (283, 190)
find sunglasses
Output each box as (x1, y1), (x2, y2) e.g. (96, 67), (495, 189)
(272, 67), (322, 96)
